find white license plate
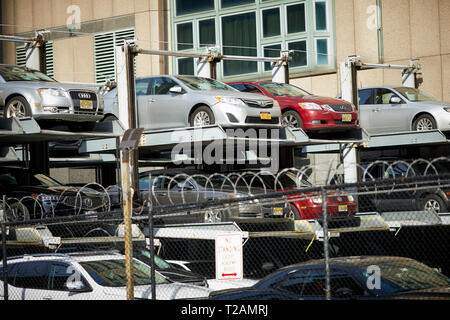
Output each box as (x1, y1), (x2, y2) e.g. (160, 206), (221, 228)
(80, 100), (93, 110)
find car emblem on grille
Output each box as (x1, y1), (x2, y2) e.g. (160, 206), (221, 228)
(78, 93), (91, 99)
(83, 198), (93, 207)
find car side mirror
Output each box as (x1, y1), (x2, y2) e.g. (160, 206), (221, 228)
(334, 287), (353, 299)
(390, 96), (402, 104)
(65, 280), (89, 292)
(169, 86), (184, 94)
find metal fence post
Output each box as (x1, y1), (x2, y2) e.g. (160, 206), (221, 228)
(1, 196), (8, 301)
(321, 187), (331, 300)
(147, 174), (156, 300)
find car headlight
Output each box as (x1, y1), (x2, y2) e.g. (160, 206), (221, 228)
(312, 196), (322, 204)
(41, 195), (60, 202)
(216, 96), (245, 106)
(347, 195), (354, 202)
(321, 104), (334, 112)
(298, 102), (322, 110)
(38, 88), (67, 97)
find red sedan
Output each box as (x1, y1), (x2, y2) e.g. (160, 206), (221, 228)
(227, 81), (358, 132)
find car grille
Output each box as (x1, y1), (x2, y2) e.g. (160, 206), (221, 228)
(245, 116), (280, 124)
(328, 104), (353, 112)
(69, 90), (102, 115)
(334, 120), (356, 125)
(242, 99), (274, 109)
(62, 195), (105, 210)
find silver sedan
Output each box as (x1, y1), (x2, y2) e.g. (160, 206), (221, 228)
(0, 64), (104, 125)
(357, 86), (450, 134)
(103, 75), (281, 130)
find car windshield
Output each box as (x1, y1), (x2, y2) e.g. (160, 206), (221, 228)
(176, 76), (236, 92)
(0, 65), (56, 82)
(133, 248), (172, 270)
(259, 83), (311, 97)
(0, 171), (63, 187)
(80, 259), (169, 287)
(361, 260), (450, 294)
(394, 87), (439, 102)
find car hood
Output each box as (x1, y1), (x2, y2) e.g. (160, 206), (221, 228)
(190, 89), (274, 102)
(275, 95), (352, 106)
(159, 268), (207, 285)
(5, 81), (99, 92)
(102, 283), (212, 300)
(390, 287), (450, 299)
(9, 185), (104, 197)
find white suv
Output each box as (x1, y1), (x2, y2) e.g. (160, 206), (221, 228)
(0, 252), (212, 300)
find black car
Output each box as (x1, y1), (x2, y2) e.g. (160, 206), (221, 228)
(0, 167), (110, 221)
(360, 160), (450, 213)
(209, 256), (450, 300)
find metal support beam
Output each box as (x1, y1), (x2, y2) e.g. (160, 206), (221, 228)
(272, 51), (291, 84)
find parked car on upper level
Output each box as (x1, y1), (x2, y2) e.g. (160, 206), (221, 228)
(0, 65), (104, 130)
(103, 75), (281, 130)
(227, 81), (358, 132)
(209, 256), (450, 300)
(356, 86), (450, 134)
(0, 252), (212, 300)
(0, 167), (109, 221)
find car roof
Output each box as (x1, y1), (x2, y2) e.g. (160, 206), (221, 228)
(3, 252), (126, 264)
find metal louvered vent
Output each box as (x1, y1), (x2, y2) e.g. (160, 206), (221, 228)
(15, 45), (27, 67)
(94, 28), (135, 83)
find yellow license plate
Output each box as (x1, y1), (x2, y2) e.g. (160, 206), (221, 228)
(341, 114), (352, 122)
(338, 205), (348, 212)
(260, 112), (272, 120)
(273, 207), (283, 215)
(80, 100), (93, 110)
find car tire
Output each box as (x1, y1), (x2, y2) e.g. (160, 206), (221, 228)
(6, 202), (31, 222)
(200, 209), (228, 223)
(422, 194), (447, 213)
(413, 114), (437, 131)
(287, 205), (301, 220)
(4, 96), (31, 119)
(189, 106), (215, 127)
(282, 110), (303, 129)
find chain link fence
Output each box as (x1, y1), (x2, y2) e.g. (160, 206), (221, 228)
(1, 158), (450, 300)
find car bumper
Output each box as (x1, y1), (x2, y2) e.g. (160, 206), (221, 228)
(212, 102), (282, 129)
(297, 109), (358, 131)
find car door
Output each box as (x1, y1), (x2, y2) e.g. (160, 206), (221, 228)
(138, 76), (187, 130)
(372, 88), (409, 133)
(13, 261), (52, 300)
(357, 89), (378, 133)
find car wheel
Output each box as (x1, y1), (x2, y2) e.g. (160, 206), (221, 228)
(282, 110), (303, 129)
(200, 209), (228, 223)
(190, 106), (215, 127)
(5, 96), (31, 119)
(413, 114), (437, 131)
(287, 205), (301, 220)
(422, 194), (447, 213)
(6, 202), (31, 222)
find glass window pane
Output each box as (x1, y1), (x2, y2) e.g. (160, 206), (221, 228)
(289, 41), (307, 67)
(177, 22), (193, 51)
(222, 12), (257, 76)
(221, 0), (254, 8)
(178, 58), (195, 75)
(287, 3), (306, 34)
(264, 44), (281, 71)
(199, 19), (216, 47)
(315, 1), (327, 31)
(316, 39), (328, 65)
(262, 8), (280, 38)
(176, 0), (214, 16)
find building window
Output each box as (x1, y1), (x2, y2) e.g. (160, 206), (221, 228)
(171, 0), (334, 79)
(94, 28), (135, 83)
(177, 57), (195, 75)
(262, 7), (281, 38)
(286, 3), (306, 34)
(175, 0), (215, 16)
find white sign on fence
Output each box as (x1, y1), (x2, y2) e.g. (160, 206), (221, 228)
(215, 233), (243, 281)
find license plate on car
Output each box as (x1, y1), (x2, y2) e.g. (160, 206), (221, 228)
(80, 100), (93, 110)
(338, 205), (348, 212)
(341, 114), (352, 122)
(273, 207), (283, 215)
(260, 112), (272, 120)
